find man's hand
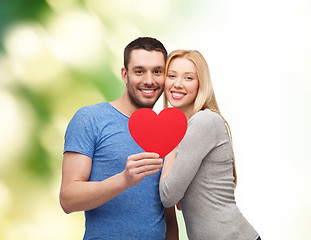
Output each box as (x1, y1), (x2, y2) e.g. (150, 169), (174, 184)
(122, 152), (163, 187)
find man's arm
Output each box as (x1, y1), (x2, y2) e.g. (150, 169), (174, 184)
(59, 151), (162, 214)
(164, 206), (179, 240)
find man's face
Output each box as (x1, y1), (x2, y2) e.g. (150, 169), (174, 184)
(122, 49), (165, 109)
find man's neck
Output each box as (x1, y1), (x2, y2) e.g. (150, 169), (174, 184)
(109, 94), (140, 118)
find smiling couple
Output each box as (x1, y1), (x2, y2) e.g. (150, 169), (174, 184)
(60, 37), (260, 240)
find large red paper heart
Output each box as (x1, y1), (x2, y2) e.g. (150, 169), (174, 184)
(128, 108), (187, 158)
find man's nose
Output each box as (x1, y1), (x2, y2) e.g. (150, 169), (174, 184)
(143, 71), (154, 85)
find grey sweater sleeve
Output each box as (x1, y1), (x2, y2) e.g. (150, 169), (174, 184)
(159, 110), (219, 207)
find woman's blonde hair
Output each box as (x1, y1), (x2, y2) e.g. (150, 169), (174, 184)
(164, 50), (237, 186)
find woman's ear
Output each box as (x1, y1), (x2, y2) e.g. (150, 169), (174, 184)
(121, 67), (128, 84)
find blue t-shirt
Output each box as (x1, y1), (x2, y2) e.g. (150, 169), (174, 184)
(64, 102), (166, 240)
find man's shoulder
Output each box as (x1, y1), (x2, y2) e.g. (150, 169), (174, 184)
(73, 102), (128, 125)
(75, 102), (109, 116)
(68, 102), (108, 124)
(80, 101), (108, 111)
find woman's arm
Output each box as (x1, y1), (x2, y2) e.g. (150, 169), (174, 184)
(160, 148), (177, 181)
(159, 110), (219, 207)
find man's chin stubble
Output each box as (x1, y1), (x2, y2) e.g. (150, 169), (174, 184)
(128, 92), (155, 109)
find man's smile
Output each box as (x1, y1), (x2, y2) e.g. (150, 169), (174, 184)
(140, 88), (157, 97)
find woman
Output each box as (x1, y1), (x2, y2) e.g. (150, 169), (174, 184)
(159, 50), (260, 240)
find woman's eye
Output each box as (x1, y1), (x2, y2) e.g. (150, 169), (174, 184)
(186, 76), (193, 80)
(168, 75), (175, 78)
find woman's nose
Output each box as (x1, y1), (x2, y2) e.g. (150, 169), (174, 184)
(173, 78), (183, 88)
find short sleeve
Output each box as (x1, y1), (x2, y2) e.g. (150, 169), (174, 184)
(63, 107), (97, 159)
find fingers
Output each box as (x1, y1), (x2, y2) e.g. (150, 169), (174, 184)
(127, 160), (162, 175)
(127, 152), (162, 172)
(176, 202), (181, 211)
(124, 152), (162, 187)
(136, 168), (161, 179)
(127, 152), (160, 161)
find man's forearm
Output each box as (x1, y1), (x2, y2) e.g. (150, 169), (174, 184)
(60, 172), (128, 214)
(60, 152), (163, 214)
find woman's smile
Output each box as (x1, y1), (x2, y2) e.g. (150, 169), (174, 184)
(170, 91), (186, 99)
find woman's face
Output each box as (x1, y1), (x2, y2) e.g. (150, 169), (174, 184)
(165, 57), (199, 117)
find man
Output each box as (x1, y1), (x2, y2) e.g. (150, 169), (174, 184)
(59, 37), (178, 240)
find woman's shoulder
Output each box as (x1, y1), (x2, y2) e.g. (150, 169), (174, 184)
(186, 109), (226, 140)
(189, 109), (223, 125)
(187, 109), (226, 134)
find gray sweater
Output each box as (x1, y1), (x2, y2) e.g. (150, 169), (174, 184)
(159, 109), (259, 240)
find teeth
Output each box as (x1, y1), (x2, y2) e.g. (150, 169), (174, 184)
(172, 92), (184, 97)
(141, 89), (154, 94)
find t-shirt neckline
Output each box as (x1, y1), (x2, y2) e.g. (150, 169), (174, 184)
(106, 102), (130, 120)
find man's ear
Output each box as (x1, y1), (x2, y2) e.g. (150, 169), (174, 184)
(121, 67), (128, 84)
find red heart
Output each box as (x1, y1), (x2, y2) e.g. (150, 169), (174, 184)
(128, 108), (187, 158)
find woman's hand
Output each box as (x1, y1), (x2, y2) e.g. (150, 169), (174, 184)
(176, 202), (181, 211)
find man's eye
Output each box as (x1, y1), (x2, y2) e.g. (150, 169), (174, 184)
(136, 70), (143, 74)
(154, 70), (161, 74)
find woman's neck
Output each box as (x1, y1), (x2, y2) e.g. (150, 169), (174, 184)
(178, 106), (194, 120)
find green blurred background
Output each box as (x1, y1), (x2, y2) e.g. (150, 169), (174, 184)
(1, 0), (310, 239)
